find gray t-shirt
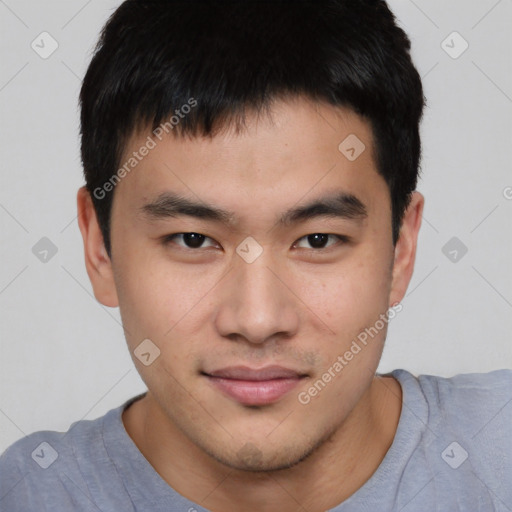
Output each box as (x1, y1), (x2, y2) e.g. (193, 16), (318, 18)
(1, 369), (511, 511)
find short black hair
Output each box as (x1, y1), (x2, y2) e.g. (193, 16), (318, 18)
(80, 0), (425, 256)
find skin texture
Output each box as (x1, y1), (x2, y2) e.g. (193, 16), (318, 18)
(77, 96), (424, 512)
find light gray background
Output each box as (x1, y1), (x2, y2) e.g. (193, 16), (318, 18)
(1, 0), (511, 453)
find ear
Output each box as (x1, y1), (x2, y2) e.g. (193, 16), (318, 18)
(389, 191), (424, 306)
(77, 186), (119, 307)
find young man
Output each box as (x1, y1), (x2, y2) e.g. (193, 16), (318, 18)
(1, 0), (510, 510)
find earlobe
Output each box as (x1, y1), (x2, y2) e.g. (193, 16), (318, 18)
(389, 191), (424, 307)
(77, 187), (119, 307)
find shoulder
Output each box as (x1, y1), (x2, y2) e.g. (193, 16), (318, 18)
(386, 369), (512, 510)
(394, 368), (512, 425)
(418, 367), (512, 395)
(415, 369), (512, 426)
(0, 428), (79, 509)
(413, 369), (512, 454)
(0, 407), (110, 470)
(0, 409), (118, 510)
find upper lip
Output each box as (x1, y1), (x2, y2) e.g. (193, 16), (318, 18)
(204, 365), (306, 381)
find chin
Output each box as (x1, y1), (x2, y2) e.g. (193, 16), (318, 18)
(201, 432), (329, 473)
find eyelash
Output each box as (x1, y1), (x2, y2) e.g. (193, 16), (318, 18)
(162, 232), (350, 252)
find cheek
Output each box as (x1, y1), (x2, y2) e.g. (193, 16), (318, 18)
(296, 256), (392, 412)
(113, 250), (221, 350)
(305, 251), (392, 334)
(114, 259), (205, 391)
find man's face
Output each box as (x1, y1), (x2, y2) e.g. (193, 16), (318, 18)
(106, 97), (401, 470)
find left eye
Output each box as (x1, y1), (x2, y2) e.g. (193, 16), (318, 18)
(294, 233), (347, 250)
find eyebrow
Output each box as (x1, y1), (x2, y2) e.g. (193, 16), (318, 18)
(140, 190), (368, 227)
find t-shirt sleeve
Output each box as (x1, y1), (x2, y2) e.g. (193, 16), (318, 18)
(418, 369), (512, 507)
(0, 431), (96, 511)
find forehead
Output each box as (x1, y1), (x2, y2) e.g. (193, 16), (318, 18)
(113, 97), (388, 221)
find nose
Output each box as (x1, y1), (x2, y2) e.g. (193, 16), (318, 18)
(214, 252), (300, 345)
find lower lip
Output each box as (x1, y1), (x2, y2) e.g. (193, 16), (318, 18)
(206, 376), (302, 406)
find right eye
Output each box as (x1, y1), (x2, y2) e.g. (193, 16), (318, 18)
(162, 232), (219, 250)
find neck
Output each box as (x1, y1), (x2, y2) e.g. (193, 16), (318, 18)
(122, 375), (402, 512)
